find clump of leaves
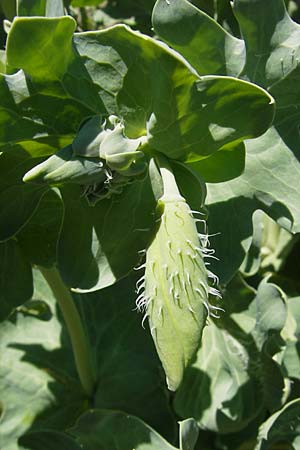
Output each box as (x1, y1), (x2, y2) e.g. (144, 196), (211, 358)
(0, 1), (300, 450)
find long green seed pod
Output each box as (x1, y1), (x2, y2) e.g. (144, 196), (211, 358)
(136, 157), (221, 391)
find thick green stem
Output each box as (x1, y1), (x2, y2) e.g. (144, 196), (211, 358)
(155, 155), (184, 202)
(38, 266), (95, 397)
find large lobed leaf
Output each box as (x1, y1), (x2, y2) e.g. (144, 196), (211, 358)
(152, 0), (300, 283)
(3, 14), (274, 291)
(255, 399), (300, 450)
(174, 277), (287, 434)
(69, 409), (178, 450)
(0, 239), (33, 320)
(7, 17), (274, 163)
(0, 270), (85, 449)
(0, 269), (176, 448)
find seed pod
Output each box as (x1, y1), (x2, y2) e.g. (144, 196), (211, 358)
(136, 157), (221, 391)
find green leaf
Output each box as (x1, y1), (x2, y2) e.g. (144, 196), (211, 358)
(57, 174), (156, 291)
(73, 25), (274, 162)
(241, 211), (296, 277)
(174, 277), (286, 433)
(0, 269), (86, 449)
(4, 18), (106, 152)
(0, 239), (33, 320)
(7, 16), (76, 81)
(206, 125), (300, 283)
(215, 409), (267, 450)
(179, 418), (199, 450)
(255, 399), (300, 450)
(188, 142), (245, 183)
(233, 0), (297, 89)
(17, 189), (63, 267)
(70, 409), (178, 450)
(0, 269), (176, 447)
(146, 75), (274, 162)
(172, 160), (206, 211)
(6, 17), (274, 168)
(0, 68), (82, 155)
(17, 0), (65, 17)
(0, 71), (51, 148)
(79, 275), (176, 440)
(152, 0), (300, 283)
(0, 149), (48, 241)
(152, 0), (245, 77)
(240, 210), (267, 277)
(19, 430), (81, 450)
(281, 296), (300, 380)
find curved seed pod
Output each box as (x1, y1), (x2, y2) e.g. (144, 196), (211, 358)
(137, 156), (220, 391)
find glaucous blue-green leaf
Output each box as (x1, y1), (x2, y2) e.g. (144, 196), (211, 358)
(215, 409), (267, 450)
(56, 158), (208, 292)
(69, 409), (178, 450)
(241, 211), (296, 277)
(19, 430), (81, 450)
(152, 0), (245, 77)
(0, 65), (83, 155)
(0, 239), (33, 320)
(233, 0), (299, 88)
(0, 70), (51, 148)
(171, 160), (206, 211)
(145, 75), (274, 162)
(0, 269), (176, 447)
(179, 418), (199, 450)
(6, 17), (114, 115)
(0, 270), (86, 450)
(14, 17), (274, 254)
(74, 25), (274, 162)
(152, 0), (300, 283)
(281, 296), (300, 380)
(206, 127), (300, 283)
(255, 399), (300, 450)
(77, 275), (176, 441)
(240, 210), (270, 277)
(6, 16), (274, 168)
(188, 142), (245, 183)
(57, 173), (156, 291)
(17, 189), (63, 267)
(4, 16), (106, 155)
(0, 149), (48, 241)
(174, 277), (286, 433)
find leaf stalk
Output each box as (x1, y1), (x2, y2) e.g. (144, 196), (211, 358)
(155, 154), (184, 202)
(38, 266), (95, 397)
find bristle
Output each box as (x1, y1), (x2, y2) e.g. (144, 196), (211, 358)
(135, 195), (222, 390)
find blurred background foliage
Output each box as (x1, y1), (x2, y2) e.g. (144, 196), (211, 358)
(1, 1), (300, 42)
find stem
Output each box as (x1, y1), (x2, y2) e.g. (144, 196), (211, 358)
(155, 154), (184, 202)
(38, 266), (95, 397)
(79, 7), (89, 31)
